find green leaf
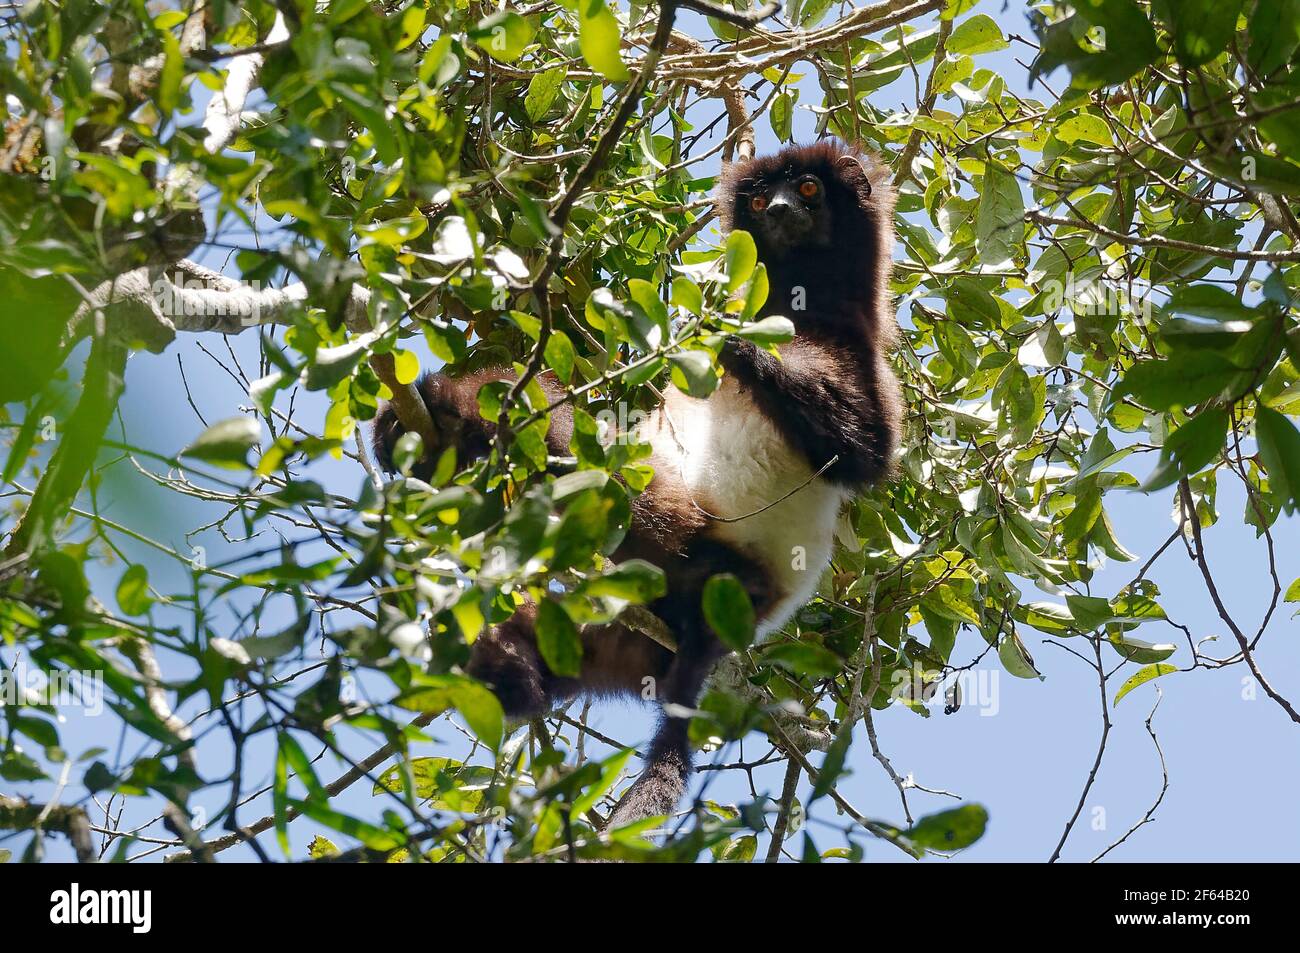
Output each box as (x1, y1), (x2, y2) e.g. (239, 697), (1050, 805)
(715, 834), (758, 862)
(671, 276), (704, 315)
(452, 684), (508, 753)
(1076, 429), (1134, 481)
(572, 749), (635, 816)
(289, 798), (404, 852)
(790, 0), (834, 28)
(1064, 594), (1113, 630)
(920, 583), (980, 625)
(1161, 0), (1243, 66)
(931, 53), (974, 95)
(331, 85), (399, 165)
(740, 263), (769, 319)
(419, 34), (460, 86)
(578, 0), (629, 81)
(305, 337), (372, 391)
(470, 11), (535, 63)
(374, 757), (477, 803)
(544, 330), (576, 384)
(13, 715), (59, 749)
(997, 631), (1043, 680)
(904, 804), (989, 851)
(397, 675), (505, 752)
(392, 349), (420, 385)
(1111, 589), (1166, 623)
(157, 31), (182, 115)
(627, 278), (669, 348)
(770, 91), (793, 141)
(249, 371), (289, 415)
(1031, 0), (1160, 89)
(308, 835), (340, 859)
(396, 4), (426, 50)
(1061, 485), (1102, 542)
(1017, 321), (1064, 368)
(734, 315), (795, 345)
(1165, 284), (1257, 323)
(180, 417), (261, 469)
(579, 559), (667, 602)
(1203, 151), (1300, 197)
(388, 432), (423, 476)
(1055, 112), (1112, 146)
(1259, 92), (1300, 155)
(1142, 408), (1229, 491)
(1120, 352), (1240, 410)
(278, 731), (328, 801)
(273, 743), (290, 854)
(116, 564), (152, 616)
(1019, 601), (1075, 636)
(1256, 406), (1300, 513)
(702, 574), (756, 651)
(552, 470), (610, 500)
(1247, 0), (1300, 75)
(947, 14), (1008, 55)
(525, 66), (566, 122)
(536, 599), (583, 678)
(725, 230), (758, 292)
(669, 350), (718, 398)
(1107, 634), (1176, 664)
(1114, 663), (1177, 705)
(1285, 577), (1300, 603)
(975, 162), (1024, 268)
(760, 642), (842, 678)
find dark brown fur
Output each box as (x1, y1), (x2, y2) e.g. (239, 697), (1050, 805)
(372, 368), (574, 480)
(718, 139), (901, 487)
(372, 141), (900, 834)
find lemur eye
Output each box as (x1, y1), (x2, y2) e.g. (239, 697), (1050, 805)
(798, 178), (821, 199)
(750, 194), (768, 212)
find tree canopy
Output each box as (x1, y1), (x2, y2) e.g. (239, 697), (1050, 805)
(2, 0), (1299, 863)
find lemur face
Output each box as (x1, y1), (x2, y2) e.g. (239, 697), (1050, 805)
(734, 170), (835, 258)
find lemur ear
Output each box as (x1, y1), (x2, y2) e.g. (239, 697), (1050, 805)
(835, 154), (872, 197)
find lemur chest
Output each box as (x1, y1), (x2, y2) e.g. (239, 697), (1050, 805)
(645, 379), (848, 635)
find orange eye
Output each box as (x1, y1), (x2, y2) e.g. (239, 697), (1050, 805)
(750, 194), (768, 212)
(799, 178), (820, 199)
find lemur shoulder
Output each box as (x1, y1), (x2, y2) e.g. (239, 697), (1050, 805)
(372, 139), (901, 828)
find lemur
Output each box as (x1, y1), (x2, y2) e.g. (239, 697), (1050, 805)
(372, 140), (901, 830)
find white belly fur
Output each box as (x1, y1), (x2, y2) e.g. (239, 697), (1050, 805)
(643, 379), (849, 637)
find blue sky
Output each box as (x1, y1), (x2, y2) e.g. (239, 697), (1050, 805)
(8, 0), (1299, 862)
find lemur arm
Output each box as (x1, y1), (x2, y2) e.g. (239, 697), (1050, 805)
(718, 338), (891, 486)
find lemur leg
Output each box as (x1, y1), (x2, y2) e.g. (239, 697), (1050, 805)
(603, 622), (730, 827)
(466, 603), (566, 719)
(372, 370), (573, 479)
(467, 602), (676, 720)
(375, 368), (673, 716)
(605, 541), (772, 829)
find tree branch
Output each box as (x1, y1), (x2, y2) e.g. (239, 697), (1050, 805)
(764, 756), (802, 862)
(1028, 210), (1300, 262)
(1047, 635), (1111, 863)
(0, 796), (97, 863)
(677, 0), (781, 27)
(165, 711), (438, 862)
(1179, 479), (1300, 725)
(203, 12), (291, 154)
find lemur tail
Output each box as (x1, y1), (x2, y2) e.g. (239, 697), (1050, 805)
(603, 716), (692, 831)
